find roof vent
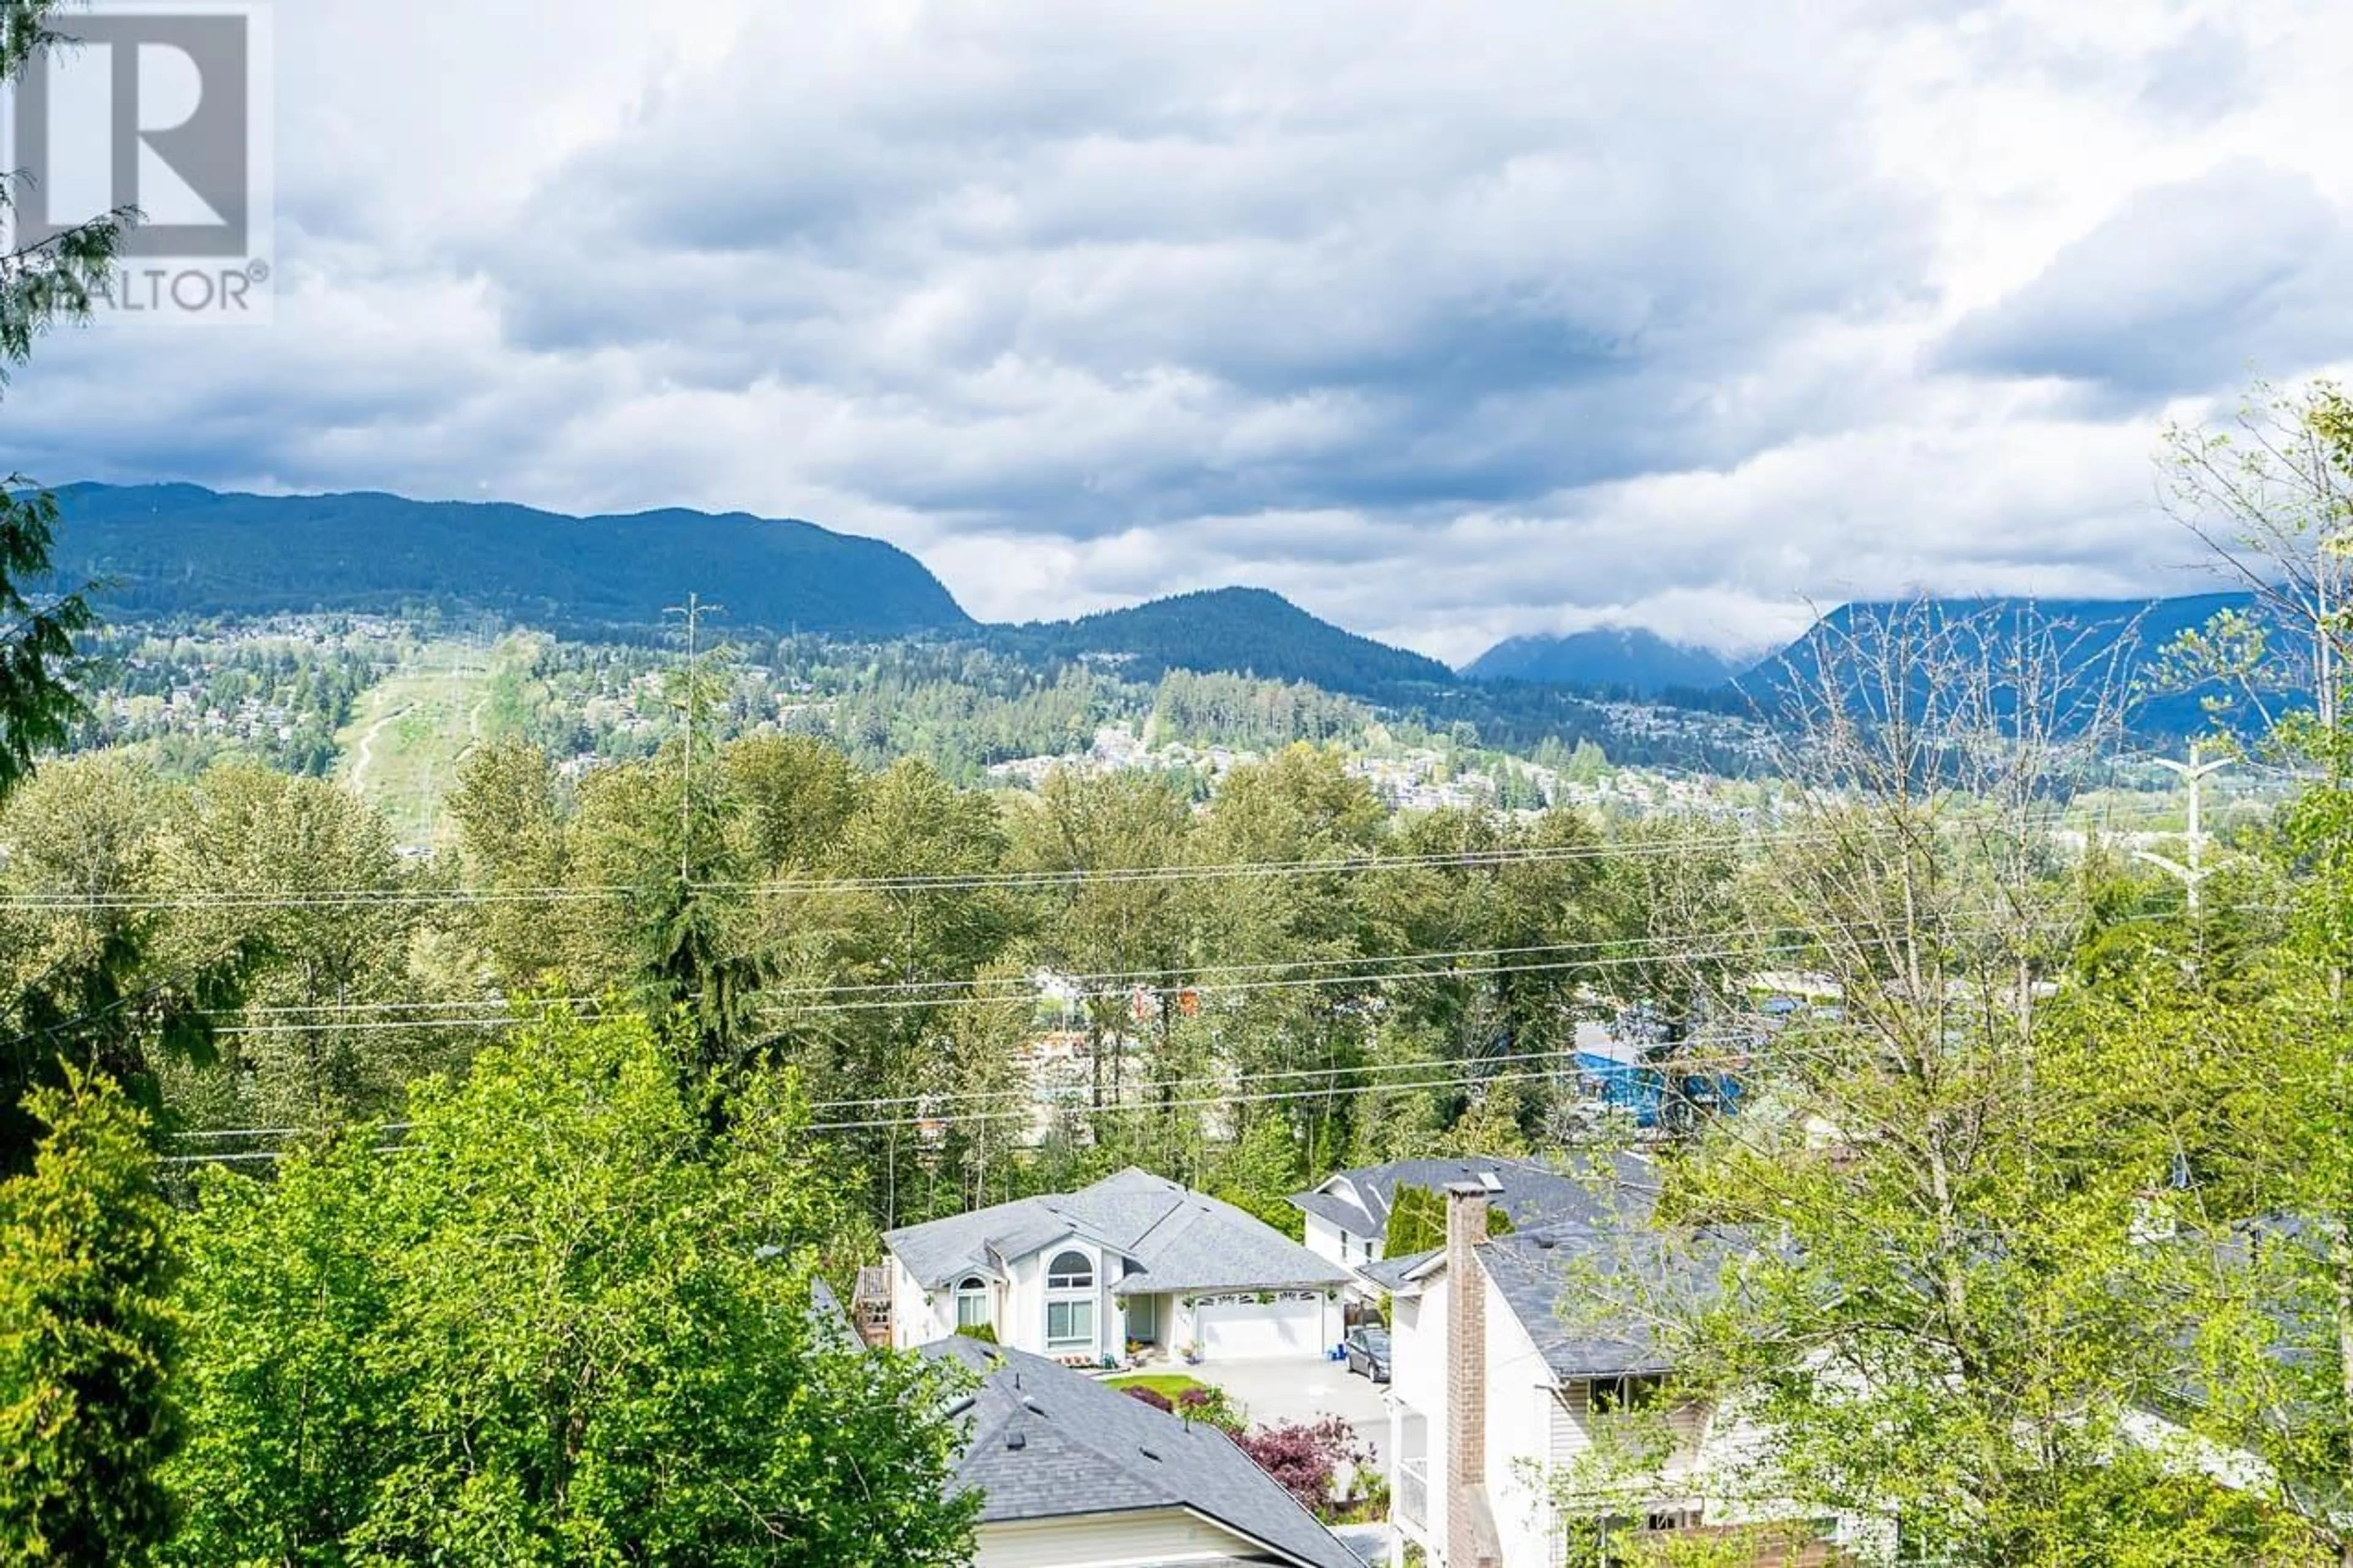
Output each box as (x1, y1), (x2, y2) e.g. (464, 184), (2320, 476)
(1021, 1397), (1045, 1416)
(1478, 1171), (1504, 1193)
(941, 1396), (977, 1420)
(1006, 1428), (1026, 1450)
(1533, 1233), (1558, 1249)
(1139, 1446), (1162, 1462)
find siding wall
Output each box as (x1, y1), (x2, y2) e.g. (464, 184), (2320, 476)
(1303, 1211), (1349, 1268)
(1480, 1273), (1563, 1568)
(1385, 1247), (1878, 1567)
(890, 1241), (1120, 1361)
(974, 1506), (1279, 1567)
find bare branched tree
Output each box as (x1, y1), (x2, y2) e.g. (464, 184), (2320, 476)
(2161, 379), (2353, 732)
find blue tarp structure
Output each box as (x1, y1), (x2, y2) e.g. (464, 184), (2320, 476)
(1574, 1034), (1744, 1129)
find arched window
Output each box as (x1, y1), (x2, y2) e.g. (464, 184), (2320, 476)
(1044, 1249), (1096, 1350)
(954, 1276), (990, 1331)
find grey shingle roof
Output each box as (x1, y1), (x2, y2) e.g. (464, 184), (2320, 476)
(923, 1336), (1363, 1568)
(1356, 1248), (1437, 1294)
(1287, 1151), (1658, 1245)
(1475, 1219), (1730, 1381)
(887, 1167), (1351, 1294)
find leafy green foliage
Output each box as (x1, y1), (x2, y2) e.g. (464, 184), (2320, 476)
(0, 756), (263, 1171)
(1172, 1384), (1246, 1436)
(1381, 1183), (1514, 1256)
(0, 1069), (181, 1564)
(2, 1), (132, 806)
(167, 1009), (975, 1566)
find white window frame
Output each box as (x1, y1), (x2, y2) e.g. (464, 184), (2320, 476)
(1045, 1298), (1096, 1350)
(954, 1275), (990, 1331)
(1044, 1249), (1097, 1352)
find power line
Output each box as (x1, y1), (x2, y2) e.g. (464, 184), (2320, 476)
(166, 1029), (1815, 1143)
(189, 938), (1882, 1037)
(195, 896), (2220, 1037)
(0, 835), (1721, 911)
(0, 806), (2218, 914)
(157, 1060), (1664, 1162)
(198, 923), (1782, 1029)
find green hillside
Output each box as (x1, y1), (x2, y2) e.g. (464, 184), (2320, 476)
(998, 586), (1456, 700)
(44, 483), (975, 636)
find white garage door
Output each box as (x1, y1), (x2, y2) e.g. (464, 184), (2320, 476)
(1195, 1293), (1328, 1361)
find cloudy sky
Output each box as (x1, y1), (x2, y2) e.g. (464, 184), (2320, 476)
(10, 0), (2353, 665)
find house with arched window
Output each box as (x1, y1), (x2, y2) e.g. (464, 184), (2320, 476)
(882, 1168), (1352, 1364)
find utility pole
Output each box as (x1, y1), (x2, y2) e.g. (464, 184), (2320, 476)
(2134, 741), (2231, 914)
(665, 594), (723, 885)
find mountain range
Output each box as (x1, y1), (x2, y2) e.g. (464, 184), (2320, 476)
(37, 483), (2278, 736)
(1463, 627), (1742, 694)
(43, 482), (974, 637)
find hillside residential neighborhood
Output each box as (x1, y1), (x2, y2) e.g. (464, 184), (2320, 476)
(858, 1156), (1854, 1566)
(838, 1157), (2297, 1568)
(10, 4), (2353, 1563)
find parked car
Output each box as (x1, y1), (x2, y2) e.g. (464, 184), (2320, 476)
(1343, 1326), (1391, 1383)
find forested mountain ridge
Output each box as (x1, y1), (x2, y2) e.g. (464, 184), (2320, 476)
(991, 586), (1457, 699)
(44, 487), (1458, 703)
(39, 483), (2294, 741)
(1465, 627), (1742, 694)
(44, 482), (978, 636)
(1733, 591), (2288, 737)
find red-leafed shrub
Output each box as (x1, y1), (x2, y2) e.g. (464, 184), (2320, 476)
(1232, 1415), (1369, 1520)
(1122, 1385), (1175, 1412)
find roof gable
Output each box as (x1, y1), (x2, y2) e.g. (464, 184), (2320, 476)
(891, 1168), (1349, 1293)
(923, 1338), (1361, 1568)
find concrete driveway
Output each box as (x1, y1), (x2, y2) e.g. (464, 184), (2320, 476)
(1189, 1355), (1391, 1460)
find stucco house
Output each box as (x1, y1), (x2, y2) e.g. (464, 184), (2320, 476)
(922, 1336), (1363, 1568)
(1382, 1181), (1873, 1567)
(1289, 1153), (1655, 1294)
(883, 1167), (1353, 1363)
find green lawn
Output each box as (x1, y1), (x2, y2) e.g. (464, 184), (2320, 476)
(1102, 1373), (1211, 1401)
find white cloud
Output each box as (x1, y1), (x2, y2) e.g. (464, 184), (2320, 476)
(9, 0), (2353, 664)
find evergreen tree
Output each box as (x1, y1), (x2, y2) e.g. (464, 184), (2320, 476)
(0, 1069), (181, 1564)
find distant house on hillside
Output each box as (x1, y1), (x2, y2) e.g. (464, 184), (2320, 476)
(922, 1336), (1363, 1568)
(882, 1168), (1352, 1364)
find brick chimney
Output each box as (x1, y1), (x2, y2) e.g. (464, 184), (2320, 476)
(1444, 1181), (1502, 1568)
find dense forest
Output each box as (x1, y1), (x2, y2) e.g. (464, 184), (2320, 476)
(47, 482), (976, 637)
